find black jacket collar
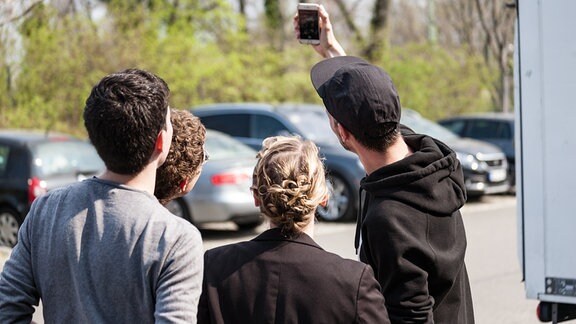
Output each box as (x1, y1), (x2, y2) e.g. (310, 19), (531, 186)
(252, 228), (324, 251)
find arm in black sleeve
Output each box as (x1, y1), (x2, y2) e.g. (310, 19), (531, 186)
(362, 203), (435, 323)
(355, 264), (391, 324)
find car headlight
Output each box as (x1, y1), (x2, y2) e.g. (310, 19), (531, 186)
(456, 152), (482, 171)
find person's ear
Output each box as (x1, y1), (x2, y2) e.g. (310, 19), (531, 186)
(155, 130), (167, 152)
(320, 194), (329, 207)
(336, 123), (350, 142)
(179, 179), (188, 193)
(252, 191), (261, 207)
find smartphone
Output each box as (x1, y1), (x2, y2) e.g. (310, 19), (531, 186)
(298, 3), (320, 45)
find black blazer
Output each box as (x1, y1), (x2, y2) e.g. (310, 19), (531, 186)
(198, 228), (390, 324)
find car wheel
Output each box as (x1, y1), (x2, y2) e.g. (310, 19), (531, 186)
(0, 207), (21, 247)
(316, 174), (354, 222)
(164, 198), (193, 223)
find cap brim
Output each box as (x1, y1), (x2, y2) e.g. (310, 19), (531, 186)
(310, 56), (369, 91)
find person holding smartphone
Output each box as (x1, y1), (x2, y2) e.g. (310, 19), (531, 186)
(297, 6), (475, 324)
(294, 4), (346, 58)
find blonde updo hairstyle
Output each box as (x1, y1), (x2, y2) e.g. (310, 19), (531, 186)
(252, 136), (329, 237)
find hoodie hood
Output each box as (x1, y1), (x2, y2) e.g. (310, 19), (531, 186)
(361, 133), (467, 215)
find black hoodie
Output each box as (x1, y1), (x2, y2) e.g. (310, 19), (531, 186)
(357, 131), (474, 324)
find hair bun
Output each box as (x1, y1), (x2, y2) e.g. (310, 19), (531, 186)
(252, 136), (329, 237)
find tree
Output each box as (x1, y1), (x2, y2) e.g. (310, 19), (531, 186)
(263, 0), (284, 49)
(0, 0), (509, 134)
(331, 0), (391, 60)
(437, 0), (516, 112)
(376, 44), (493, 120)
(0, 1), (43, 115)
(365, 0), (391, 59)
(474, 0), (516, 112)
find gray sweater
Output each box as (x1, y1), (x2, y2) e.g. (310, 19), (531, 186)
(0, 178), (203, 323)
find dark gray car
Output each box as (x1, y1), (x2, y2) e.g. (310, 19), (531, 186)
(438, 113), (515, 190)
(192, 103), (366, 222)
(0, 130), (105, 247)
(402, 109), (510, 197)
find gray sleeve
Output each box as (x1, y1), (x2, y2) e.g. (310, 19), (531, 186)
(155, 225), (204, 324)
(0, 213), (40, 323)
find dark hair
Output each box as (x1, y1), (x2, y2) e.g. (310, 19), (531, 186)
(155, 109), (206, 205)
(84, 69), (170, 175)
(353, 123), (400, 152)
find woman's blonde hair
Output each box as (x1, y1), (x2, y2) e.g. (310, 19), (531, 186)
(251, 136), (329, 237)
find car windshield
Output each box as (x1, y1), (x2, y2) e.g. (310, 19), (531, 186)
(400, 110), (459, 142)
(33, 141), (104, 177)
(205, 131), (256, 160)
(280, 108), (340, 146)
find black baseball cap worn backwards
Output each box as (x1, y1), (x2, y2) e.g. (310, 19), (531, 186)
(311, 56), (401, 138)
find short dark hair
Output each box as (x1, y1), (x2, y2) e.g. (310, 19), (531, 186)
(350, 122), (400, 152)
(84, 69), (170, 175)
(155, 109), (206, 205)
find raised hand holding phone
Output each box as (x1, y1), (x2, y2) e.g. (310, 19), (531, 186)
(295, 4), (346, 58)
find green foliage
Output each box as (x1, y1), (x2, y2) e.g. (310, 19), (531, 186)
(375, 44), (495, 121)
(161, 42), (322, 109)
(0, 1), (499, 136)
(11, 5), (103, 136)
(264, 0), (283, 30)
(0, 47), (11, 122)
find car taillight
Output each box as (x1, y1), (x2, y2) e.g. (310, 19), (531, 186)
(28, 177), (47, 204)
(210, 172), (250, 186)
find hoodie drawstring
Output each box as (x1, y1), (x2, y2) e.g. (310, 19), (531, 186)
(355, 187), (365, 255)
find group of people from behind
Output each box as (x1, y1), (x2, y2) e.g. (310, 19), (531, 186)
(0, 5), (474, 324)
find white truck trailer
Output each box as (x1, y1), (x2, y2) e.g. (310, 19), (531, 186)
(516, 0), (576, 322)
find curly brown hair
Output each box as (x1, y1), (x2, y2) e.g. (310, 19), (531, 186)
(251, 136), (329, 237)
(155, 109), (206, 205)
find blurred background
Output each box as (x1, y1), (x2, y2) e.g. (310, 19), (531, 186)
(0, 0), (516, 136)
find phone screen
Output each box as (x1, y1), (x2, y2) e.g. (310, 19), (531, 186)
(299, 9), (320, 41)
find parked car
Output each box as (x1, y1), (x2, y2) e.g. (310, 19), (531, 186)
(401, 109), (510, 198)
(0, 130), (105, 247)
(438, 113), (515, 190)
(164, 130), (262, 230)
(192, 103), (366, 222)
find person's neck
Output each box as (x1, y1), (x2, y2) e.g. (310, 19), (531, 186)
(269, 216), (315, 238)
(357, 137), (413, 175)
(301, 219), (315, 238)
(97, 164), (158, 195)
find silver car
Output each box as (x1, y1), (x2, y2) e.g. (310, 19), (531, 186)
(164, 130), (262, 230)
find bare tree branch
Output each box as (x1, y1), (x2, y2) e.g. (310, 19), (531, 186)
(238, 0), (246, 15)
(332, 0), (365, 47)
(364, 0), (390, 60)
(0, 1), (43, 27)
